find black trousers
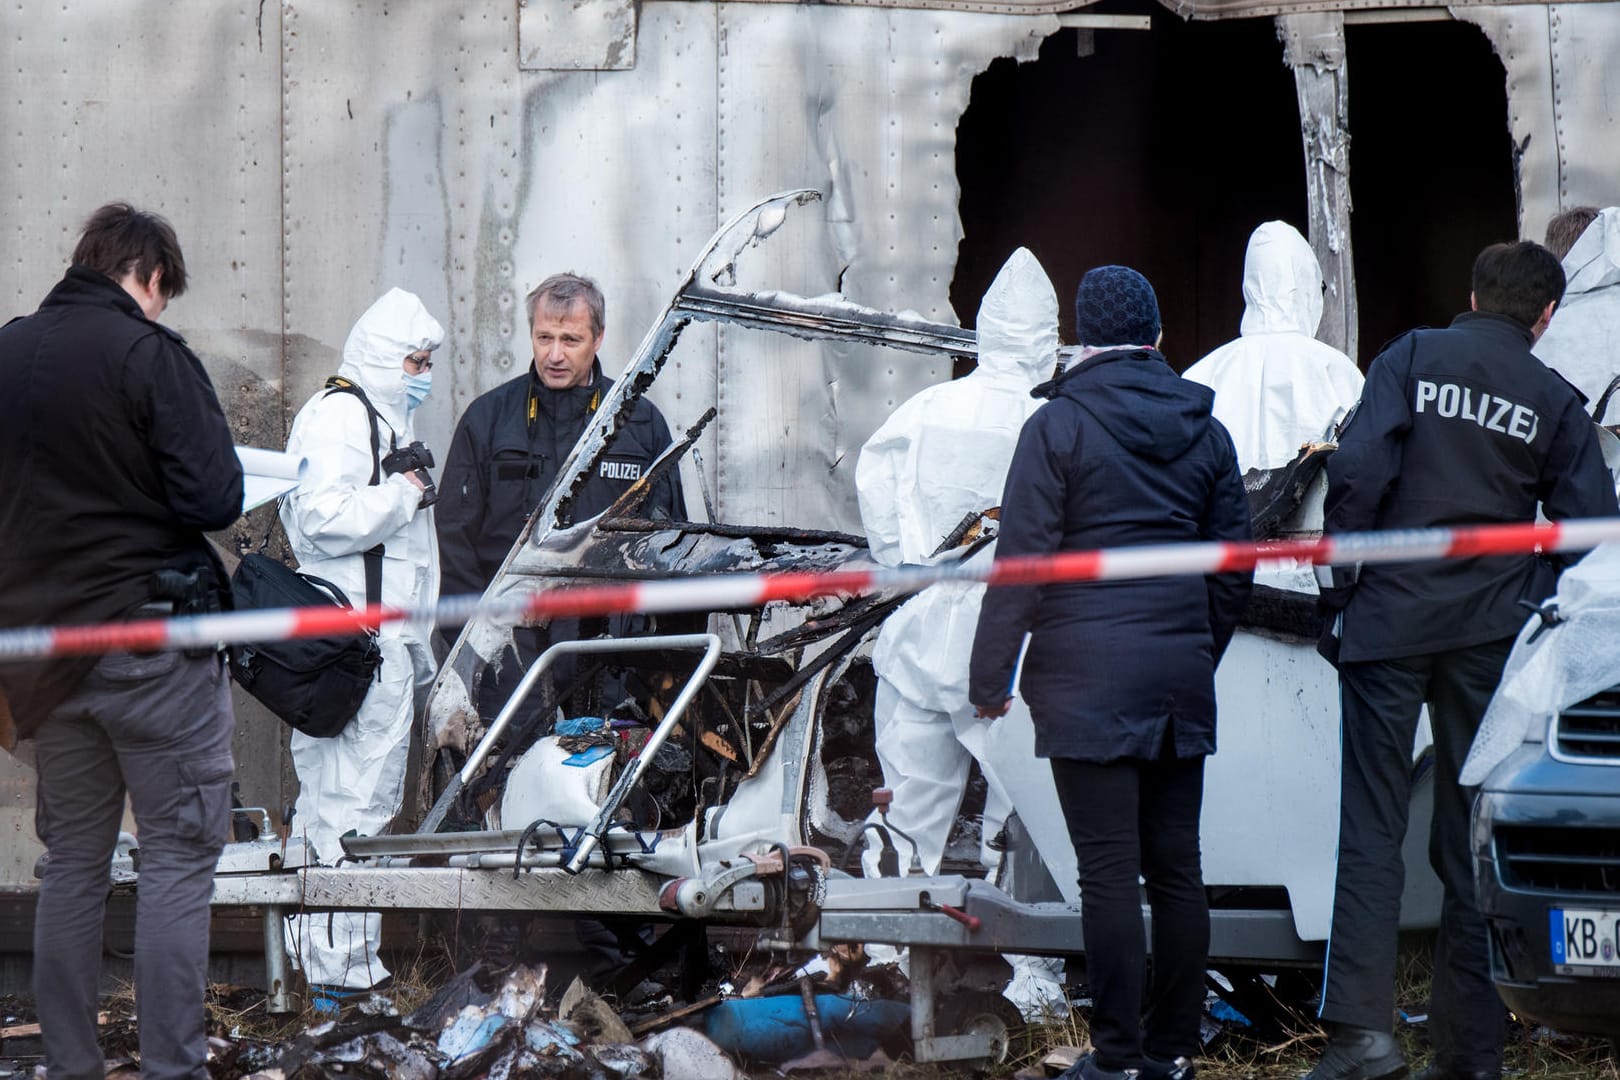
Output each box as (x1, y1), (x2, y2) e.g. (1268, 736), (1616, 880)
(1320, 638), (1512, 1074)
(1051, 754), (1208, 1070)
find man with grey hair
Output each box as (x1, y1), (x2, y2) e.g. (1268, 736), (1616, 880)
(437, 274), (684, 976)
(437, 272), (684, 598)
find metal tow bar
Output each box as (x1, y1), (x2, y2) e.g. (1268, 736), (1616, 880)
(567, 634), (720, 871)
(418, 633), (722, 857)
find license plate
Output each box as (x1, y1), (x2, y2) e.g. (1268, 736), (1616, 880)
(1551, 907), (1620, 969)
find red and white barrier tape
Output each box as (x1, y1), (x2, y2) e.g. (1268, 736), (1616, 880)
(2, 516), (1615, 662)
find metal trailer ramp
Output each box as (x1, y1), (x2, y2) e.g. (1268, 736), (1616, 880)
(210, 826), (1324, 1066)
(206, 622), (1326, 1064)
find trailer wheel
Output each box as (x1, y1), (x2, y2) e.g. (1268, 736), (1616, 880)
(933, 989), (1028, 1066)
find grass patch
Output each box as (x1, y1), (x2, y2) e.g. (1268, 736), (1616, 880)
(180, 931), (1616, 1079)
(1000, 940), (1620, 1079)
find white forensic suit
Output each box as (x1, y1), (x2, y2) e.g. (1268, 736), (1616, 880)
(1183, 220), (1364, 472)
(1535, 206), (1620, 411)
(855, 248), (1066, 1017)
(281, 288), (444, 991)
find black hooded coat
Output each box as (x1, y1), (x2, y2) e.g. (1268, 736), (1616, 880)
(969, 348), (1253, 762)
(0, 268), (243, 736)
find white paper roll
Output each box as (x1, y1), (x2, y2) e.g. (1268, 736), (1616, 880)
(236, 446), (307, 512)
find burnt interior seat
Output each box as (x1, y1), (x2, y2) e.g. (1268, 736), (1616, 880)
(1237, 443), (1335, 643)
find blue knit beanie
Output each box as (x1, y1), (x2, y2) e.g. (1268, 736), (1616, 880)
(1075, 265), (1161, 347)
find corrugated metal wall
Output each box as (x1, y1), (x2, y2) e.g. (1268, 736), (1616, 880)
(0, 0), (1049, 884)
(1459, 2), (1620, 238)
(2, 0), (1618, 887)
(0, 1), (290, 885)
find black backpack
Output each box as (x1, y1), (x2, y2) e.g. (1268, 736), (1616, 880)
(227, 555), (383, 738)
(228, 378), (392, 738)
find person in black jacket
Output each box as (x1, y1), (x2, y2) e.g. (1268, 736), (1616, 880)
(970, 265), (1253, 1080)
(0, 204), (243, 1080)
(435, 273), (687, 973)
(436, 272), (684, 599)
(1305, 242), (1618, 1080)
(436, 271), (686, 735)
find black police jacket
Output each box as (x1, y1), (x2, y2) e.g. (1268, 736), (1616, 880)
(968, 348), (1254, 762)
(436, 360), (685, 597)
(0, 267), (244, 735)
(1325, 311), (1619, 662)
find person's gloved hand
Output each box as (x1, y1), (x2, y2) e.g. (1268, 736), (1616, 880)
(1316, 614), (1343, 669)
(1314, 563), (1358, 614)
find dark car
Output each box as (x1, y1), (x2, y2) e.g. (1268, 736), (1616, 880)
(1474, 683), (1620, 1040)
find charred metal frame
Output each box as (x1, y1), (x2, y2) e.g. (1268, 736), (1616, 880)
(423, 189), (977, 776)
(1279, 11), (1358, 362)
(419, 634), (721, 838)
(205, 191), (1339, 1062)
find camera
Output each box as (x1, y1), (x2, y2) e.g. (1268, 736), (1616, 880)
(382, 441), (438, 507)
(149, 566), (224, 656)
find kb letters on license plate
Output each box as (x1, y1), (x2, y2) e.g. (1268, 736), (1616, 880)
(1551, 907), (1620, 967)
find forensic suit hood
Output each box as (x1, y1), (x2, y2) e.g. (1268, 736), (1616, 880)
(1184, 221), (1364, 470)
(1239, 219), (1324, 337)
(279, 288), (445, 992)
(1535, 206), (1620, 410)
(975, 247), (1062, 387)
(338, 287), (446, 420)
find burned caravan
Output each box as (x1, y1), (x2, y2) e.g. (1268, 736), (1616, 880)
(196, 187), (1620, 1064)
(200, 195), (1374, 1064)
(0, 0), (1617, 982)
(407, 187), (1424, 966)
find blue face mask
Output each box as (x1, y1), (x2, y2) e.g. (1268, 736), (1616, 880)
(403, 371), (432, 410)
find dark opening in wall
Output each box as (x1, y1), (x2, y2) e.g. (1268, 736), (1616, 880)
(952, 5), (1308, 374)
(1345, 19), (1517, 362)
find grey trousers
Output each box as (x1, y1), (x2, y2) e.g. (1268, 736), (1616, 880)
(33, 650), (235, 1080)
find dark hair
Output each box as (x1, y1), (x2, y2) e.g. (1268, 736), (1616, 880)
(1471, 241), (1564, 329)
(70, 202), (188, 298)
(1543, 206), (1600, 262)
(525, 272), (604, 337)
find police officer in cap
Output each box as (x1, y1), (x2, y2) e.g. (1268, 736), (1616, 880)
(1306, 241), (1618, 1080)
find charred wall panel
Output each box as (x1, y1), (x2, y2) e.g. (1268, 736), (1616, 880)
(1461, 2), (1620, 241)
(1542, 4), (1620, 211)
(709, 4), (1054, 529)
(1280, 12), (1357, 361)
(279, 4), (514, 469)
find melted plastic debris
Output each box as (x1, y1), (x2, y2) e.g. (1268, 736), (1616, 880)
(159, 952), (944, 1080)
(437, 1008), (513, 1064)
(641, 1026), (750, 1080)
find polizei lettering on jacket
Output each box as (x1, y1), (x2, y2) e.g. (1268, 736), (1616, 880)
(599, 458), (644, 481)
(1413, 380), (1540, 444)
